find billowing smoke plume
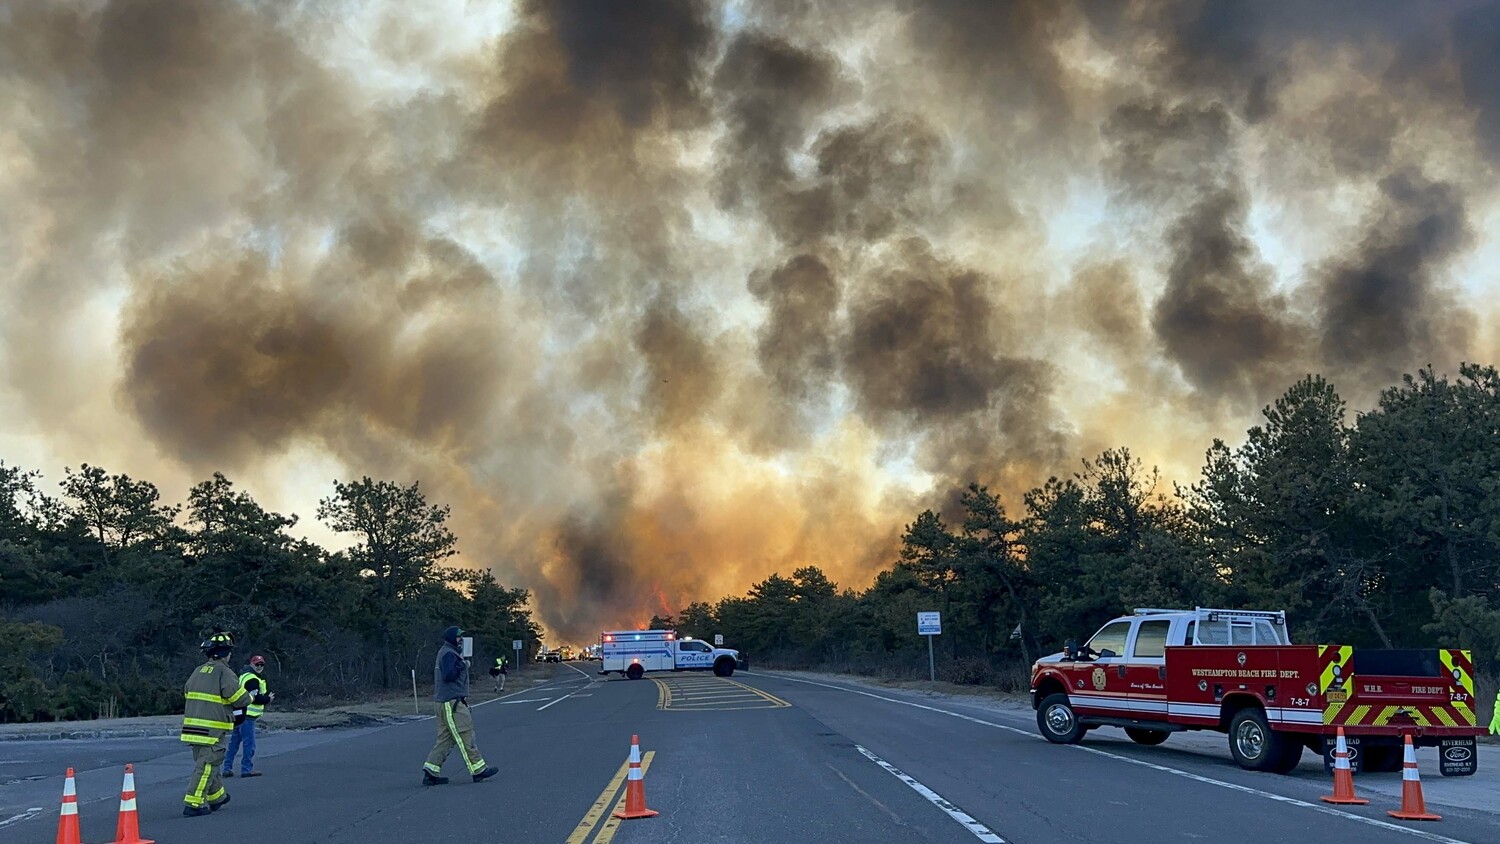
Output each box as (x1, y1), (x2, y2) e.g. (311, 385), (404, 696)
(4, 0), (1499, 639)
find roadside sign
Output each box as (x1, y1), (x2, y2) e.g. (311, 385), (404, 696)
(917, 612), (940, 682)
(460, 637), (474, 658)
(512, 639), (523, 651)
(713, 634), (724, 646)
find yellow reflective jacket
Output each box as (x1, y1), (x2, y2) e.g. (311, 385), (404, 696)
(1490, 691), (1499, 736)
(181, 660), (246, 745)
(238, 670), (270, 719)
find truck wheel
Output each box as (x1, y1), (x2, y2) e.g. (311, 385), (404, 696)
(713, 658), (735, 677)
(1228, 708), (1290, 772)
(1272, 740), (1304, 774)
(626, 664), (644, 680)
(1037, 693), (1085, 744)
(1125, 728), (1169, 746)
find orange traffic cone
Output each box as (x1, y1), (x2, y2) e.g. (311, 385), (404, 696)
(1387, 735), (1441, 821)
(611, 734), (658, 820)
(56, 768), (82, 844)
(1320, 728), (1368, 805)
(111, 764), (155, 844)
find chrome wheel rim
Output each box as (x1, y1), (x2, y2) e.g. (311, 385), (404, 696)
(1045, 703), (1075, 736)
(1235, 720), (1265, 760)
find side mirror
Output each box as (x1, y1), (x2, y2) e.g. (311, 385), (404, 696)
(1097, 648), (1117, 659)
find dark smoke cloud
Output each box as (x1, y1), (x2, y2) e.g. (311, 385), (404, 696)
(4, 0), (1498, 641)
(1103, 99), (1234, 209)
(119, 254), (348, 465)
(1453, 4), (1500, 160)
(842, 242), (1034, 428)
(751, 254), (840, 402)
(1153, 187), (1300, 399)
(902, 0), (1073, 126)
(634, 298), (723, 432)
(711, 30), (849, 245)
(1318, 171), (1474, 390)
(473, 0), (716, 164)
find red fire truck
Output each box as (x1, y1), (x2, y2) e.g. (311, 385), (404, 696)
(1030, 607), (1483, 774)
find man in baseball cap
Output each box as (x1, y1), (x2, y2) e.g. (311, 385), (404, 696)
(224, 654), (274, 778)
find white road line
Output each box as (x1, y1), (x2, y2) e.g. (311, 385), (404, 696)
(854, 745), (1005, 843)
(488, 698), (553, 706)
(416, 679), (575, 719)
(768, 674), (1477, 844)
(537, 690), (577, 711)
(561, 662), (594, 680)
(537, 663), (600, 710)
(0, 809), (45, 827)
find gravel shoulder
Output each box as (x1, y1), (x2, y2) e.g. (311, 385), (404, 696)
(0, 663), (570, 741)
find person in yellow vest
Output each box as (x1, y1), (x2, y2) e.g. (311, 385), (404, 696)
(224, 654), (274, 778)
(489, 655), (508, 692)
(1490, 690), (1499, 735)
(181, 632), (247, 817)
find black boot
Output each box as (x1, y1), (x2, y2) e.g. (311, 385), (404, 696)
(183, 805), (213, 817)
(208, 794), (230, 812)
(422, 770), (449, 786)
(472, 766), (498, 783)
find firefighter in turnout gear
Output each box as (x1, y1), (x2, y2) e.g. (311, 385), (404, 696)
(422, 626), (498, 786)
(181, 632), (247, 816)
(224, 654), (274, 778)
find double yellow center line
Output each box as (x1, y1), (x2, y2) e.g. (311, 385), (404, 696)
(564, 751), (657, 844)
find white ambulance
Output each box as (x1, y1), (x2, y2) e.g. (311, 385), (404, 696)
(599, 629), (748, 680)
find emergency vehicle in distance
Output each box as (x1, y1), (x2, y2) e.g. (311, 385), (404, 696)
(1030, 607), (1484, 775)
(599, 629), (749, 680)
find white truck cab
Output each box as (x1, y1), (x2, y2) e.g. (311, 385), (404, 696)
(600, 629), (748, 680)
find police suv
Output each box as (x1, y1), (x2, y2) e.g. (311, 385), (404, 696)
(599, 629), (748, 680)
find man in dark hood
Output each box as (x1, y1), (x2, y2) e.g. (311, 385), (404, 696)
(421, 626), (498, 786)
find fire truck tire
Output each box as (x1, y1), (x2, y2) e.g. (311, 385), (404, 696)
(1228, 708), (1291, 772)
(1273, 740), (1304, 774)
(1125, 728), (1169, 746)
(713, 658), (736, 677)
(626, 664), (644, 680)
(1037, 694), (1086, 744)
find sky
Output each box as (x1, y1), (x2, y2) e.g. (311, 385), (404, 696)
(2, 0), (1498, 640)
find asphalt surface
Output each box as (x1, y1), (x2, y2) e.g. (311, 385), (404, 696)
(2, 664), (1496, 844)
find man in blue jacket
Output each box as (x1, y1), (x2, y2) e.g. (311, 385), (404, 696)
(422, 626), (498, 786)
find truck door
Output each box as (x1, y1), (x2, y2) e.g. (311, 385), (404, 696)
(1124, 618), (1171, 719)
(1069, 619), (1134, 718)
(675, 640), (713, 669)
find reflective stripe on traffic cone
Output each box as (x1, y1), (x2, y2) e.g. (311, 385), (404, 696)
(1320, 727), (1368, 805)
(612, 735), (658, 820)
(56, 768), (82, 844)
(111, 764), (155, 844)
(1387, 735), (1441, 821)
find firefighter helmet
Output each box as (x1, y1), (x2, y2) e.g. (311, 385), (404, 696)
(200, 632), (234, 659)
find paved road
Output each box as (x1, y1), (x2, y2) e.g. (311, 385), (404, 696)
(3, 665), (1496, 843)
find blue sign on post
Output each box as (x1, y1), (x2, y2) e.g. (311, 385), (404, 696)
(917, 612), (941, 682)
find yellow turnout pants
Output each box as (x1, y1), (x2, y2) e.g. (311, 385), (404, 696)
(424, 699), (487, 775)
(185, 738), (228, 807)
